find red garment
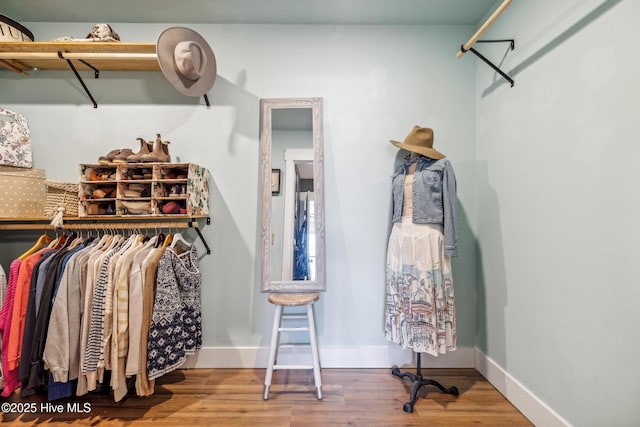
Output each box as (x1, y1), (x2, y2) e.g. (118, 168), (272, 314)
(0, 259), (22, 396)
(7, 249), (46, 371)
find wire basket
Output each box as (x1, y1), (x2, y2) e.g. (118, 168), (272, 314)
(44, 180), (79, 218)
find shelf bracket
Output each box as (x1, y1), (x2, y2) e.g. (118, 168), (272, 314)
(460, 39), (515, 87)
(78, 59), (100, 79)
(58, 50), (99, 108)
(189, 218), (211, 254)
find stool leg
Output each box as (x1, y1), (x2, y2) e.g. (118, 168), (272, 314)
(264, 304), (283, 400)
(307, 303), (322, 400)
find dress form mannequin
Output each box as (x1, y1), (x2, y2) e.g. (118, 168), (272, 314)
(386, 127), (459, 413)
(390, 151), (459, 413)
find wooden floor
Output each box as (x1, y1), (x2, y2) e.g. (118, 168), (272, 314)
(1, 368), (532, 426)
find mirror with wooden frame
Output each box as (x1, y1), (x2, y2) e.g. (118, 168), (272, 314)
(259, 97), (325, 292)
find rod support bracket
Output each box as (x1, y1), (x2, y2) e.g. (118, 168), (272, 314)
(189, 218), (211, 254)
(466, 39), (515, 87)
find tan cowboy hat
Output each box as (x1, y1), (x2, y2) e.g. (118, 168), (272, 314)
(390, 126), (445, 159)
(157, 27), (216, 97)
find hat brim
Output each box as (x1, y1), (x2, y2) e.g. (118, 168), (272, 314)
(390, 140), (446, 159)
(157, 27), (217, 97)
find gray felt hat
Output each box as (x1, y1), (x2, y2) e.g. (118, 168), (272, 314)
(157, 27), (216, 97)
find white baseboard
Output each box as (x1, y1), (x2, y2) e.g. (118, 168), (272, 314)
(475, 349), (572, 427)
(181, 345), (475, 369)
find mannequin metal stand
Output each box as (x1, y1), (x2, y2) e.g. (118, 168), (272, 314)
(391, 352), (459, 413)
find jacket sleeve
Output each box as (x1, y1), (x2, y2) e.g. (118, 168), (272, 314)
(388, 178), (395, 238)
(443, 160), (458, 257)
(388, 169), (402, 238)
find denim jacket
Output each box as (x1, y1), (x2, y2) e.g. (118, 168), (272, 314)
(391, 155), (458, 257)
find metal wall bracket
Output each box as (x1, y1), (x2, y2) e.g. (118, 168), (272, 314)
(461, 39), (515, 87)
(190, 219), (212, 254)
(58, 51), (99, 108)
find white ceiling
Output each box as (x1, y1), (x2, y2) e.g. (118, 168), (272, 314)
(2, 0), (496, 25)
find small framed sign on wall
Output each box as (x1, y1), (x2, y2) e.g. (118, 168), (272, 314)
(271, 169), (281, 195)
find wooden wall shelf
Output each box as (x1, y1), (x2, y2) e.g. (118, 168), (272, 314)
(0, 42), (163, 107)
(0, 41), (212, 107)
(0, 42), (159, 73)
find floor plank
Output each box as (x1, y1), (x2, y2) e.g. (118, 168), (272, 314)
(0, 368), (532, 426)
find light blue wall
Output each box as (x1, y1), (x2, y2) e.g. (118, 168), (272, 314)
(0, 23), (477, 362)
(6, 3), (636, 424)
(474, 0), (639, 426)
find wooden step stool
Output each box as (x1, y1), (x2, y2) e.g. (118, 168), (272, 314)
(263, 292), (322, 400)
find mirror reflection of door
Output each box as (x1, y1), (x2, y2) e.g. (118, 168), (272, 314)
(294, 161), (315, 281)
(270, 108), (314, 282)
(284, 156), (315, 281)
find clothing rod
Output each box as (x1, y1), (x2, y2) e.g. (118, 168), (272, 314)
(456, 0), (512, 58)
(0, 221), (197, 231)
(62, 221), (197, 230)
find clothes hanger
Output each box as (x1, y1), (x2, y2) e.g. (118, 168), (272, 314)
(60, 232), (78, 249)
(162, 232), (173, 248)
(68, 233), (85, 250)
(103, 231), (123, 252)
(91, 229), (109, 251)
(50, 233), (69, 250)
(170, 231), (192, 255)
(18, 232), (53, 260)
(155, 232), (165, 248)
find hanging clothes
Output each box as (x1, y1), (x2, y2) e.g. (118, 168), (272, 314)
(293, 193), (309, 280)
(125, 236), (158, 380)
(0, 229), (203, 401)
(18, 247), (59, 396)
(147, 246), (202, 380)
(77, 234), (117, 397)
(44, 239), (94, 400)
(111, 235), (150, 402)
(135, 243), (167, 397)
(7, 248), (48, 373)
(294, 218), (309, 280)
(0, 260), (21, 396)
(82, 234), (126, 392)
(0, 264), (7, 390)
(0, 264), (6, 314)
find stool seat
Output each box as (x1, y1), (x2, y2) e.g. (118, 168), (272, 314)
(268, 292), (319, 306)
(264, 292), (322, 400)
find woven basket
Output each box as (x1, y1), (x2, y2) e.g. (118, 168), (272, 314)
(44, 180), (79, 218)
(0, 15), (34, 42)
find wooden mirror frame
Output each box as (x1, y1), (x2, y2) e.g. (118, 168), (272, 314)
(259, 97), (326, 292)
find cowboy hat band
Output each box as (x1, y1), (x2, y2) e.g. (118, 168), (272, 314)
(157, 27), (217, 97)
(390, 126), (445, 159)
